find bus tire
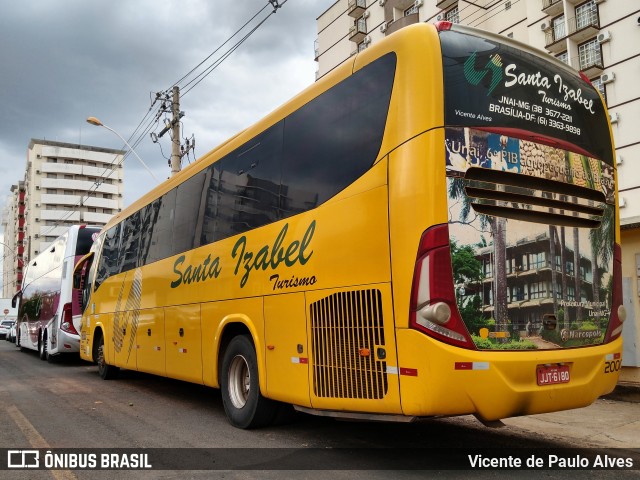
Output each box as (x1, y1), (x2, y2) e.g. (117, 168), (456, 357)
(96, 334), (119, 380)
(38, 331), (48, 361)
(220, 334), (277, 429)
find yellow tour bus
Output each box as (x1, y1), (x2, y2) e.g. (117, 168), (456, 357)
(75, 22), (625, 429)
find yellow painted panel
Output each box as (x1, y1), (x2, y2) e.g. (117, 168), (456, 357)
(264, 293), (311, 407)
(112, 310), (138, 370)
(165, 304), (202, 384)
(135, 308), (166, 377)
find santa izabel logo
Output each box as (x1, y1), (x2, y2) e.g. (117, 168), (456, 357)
(463, 52), (504, 96)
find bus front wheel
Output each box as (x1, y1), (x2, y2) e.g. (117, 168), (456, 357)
(96, 334), (119, 380)
(220, 335), (277, 429)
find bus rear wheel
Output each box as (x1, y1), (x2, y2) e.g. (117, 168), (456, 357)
(38, 331), (48, 361)
(220, 335), (277, 429)
(96, 334), (119, 380)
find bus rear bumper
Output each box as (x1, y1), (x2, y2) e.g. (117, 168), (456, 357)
(50, 330), (80, 355)
(395, 329), (623, 421)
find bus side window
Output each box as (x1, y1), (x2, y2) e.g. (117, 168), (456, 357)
(82, 257), (94, 312)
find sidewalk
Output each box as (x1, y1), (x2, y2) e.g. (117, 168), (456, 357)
(502, 394), (640, 448)
(605, 384), (640, 403)
(611, 367), (640, 402)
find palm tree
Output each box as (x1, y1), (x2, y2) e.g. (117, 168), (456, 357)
(448, 177), (508, 336)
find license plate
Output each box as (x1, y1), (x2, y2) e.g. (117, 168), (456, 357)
(536, 364), (570, 386)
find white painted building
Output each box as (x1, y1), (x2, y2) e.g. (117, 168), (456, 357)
(1, 139), (125, 295)
(315, 0), (640, 383)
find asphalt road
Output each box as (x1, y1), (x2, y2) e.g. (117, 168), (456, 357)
(0, 339), (638, 479)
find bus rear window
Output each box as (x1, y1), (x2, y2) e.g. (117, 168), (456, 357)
(440, 28), (613, 166)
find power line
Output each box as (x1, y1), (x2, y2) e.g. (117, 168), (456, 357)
(171, 3), (272, 90)
(34, 1), (289, 239)
(150, 0), (287, 175)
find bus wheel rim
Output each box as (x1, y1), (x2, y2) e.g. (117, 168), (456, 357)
(228, 355), (250, 409)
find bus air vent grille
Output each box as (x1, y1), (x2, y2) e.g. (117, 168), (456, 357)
(310, 289), (388, 400)
(463, 168), (607, 229)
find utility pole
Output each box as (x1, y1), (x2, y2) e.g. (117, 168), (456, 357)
(170, 85), (182, 176)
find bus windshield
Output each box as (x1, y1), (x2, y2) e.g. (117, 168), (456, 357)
(440, 26), (616, 350)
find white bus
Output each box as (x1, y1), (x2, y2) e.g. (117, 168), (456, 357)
(15, 225), (99, 361)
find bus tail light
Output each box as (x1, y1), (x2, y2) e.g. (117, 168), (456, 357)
(60, 302), (78, 335)
(605, 243), (625, 342)
(409, 224), (475, 349)
(435, 21), (453, 32)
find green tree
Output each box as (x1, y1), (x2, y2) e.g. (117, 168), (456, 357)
(450, 239), (487, 334)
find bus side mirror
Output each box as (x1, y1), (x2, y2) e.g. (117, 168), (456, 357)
(11, 291), (21, 308)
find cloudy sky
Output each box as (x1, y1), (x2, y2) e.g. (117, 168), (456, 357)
(0, 0), (334, 216)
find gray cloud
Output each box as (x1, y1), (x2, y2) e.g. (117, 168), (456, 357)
(0, 0), (334, 212)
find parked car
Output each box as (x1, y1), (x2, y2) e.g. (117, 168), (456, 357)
(7, 322), (17, 343)
(0, 319), (15, 340)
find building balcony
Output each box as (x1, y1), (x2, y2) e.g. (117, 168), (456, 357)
(437, 0), (457, 10)
(541, 0), (563, 17)
(40, 178), (120, 195)
(386, 13), (418, 36)
(571, 55), (604, 77)
(566, 15), (599, 43)
(349, 18), (367, 43)
(39, 209), (81, 222)
(347, 0), (366, 18)
(544, 29), (567, 53)
(545, 16), (599, 52)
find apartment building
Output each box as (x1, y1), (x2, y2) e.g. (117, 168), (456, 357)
(1, 139), (125, 294)
(316, 0), (640, 380)
(1, 182), (26, 296)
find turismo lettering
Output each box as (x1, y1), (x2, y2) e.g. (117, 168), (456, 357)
(232, 221), (315, 287)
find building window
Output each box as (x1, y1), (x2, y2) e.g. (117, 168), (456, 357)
(552, 14), (565, 41)
(576, 0), (597, 30)
(47, 173), (57, 179)
(357, 16), (366, 33)
(556, 51), (569, 64)
(529, 281), (547, 300)
(64, 190), (73, 195)
(446, 6), (459, 24)
(358, 41), (367, 52)
(529, 252), (546, 269)
(591, 76), (606, 100)
(578, 38), (602, 70)
(404, 4), (418, 16)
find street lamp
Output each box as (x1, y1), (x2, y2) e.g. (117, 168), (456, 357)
(86, 117), (160, 183)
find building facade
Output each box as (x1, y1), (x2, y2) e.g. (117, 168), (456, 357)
(316, 0), (640, 381)
(1, 182), (26, 297)
(1, 140), (125, 296)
